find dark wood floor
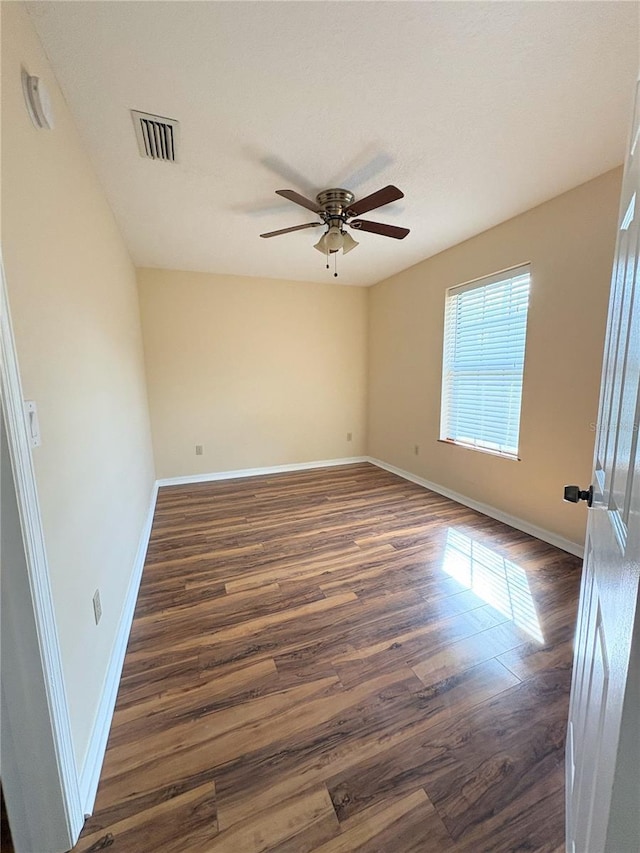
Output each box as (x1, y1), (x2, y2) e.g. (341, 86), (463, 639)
(73, 462), (580, 852)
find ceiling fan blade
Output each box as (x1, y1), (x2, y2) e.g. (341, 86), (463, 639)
(260, 222), (322, 238)
(346, 185), (404, 217)
(350, 219), (410, 239)
(275, 189), (323, 214)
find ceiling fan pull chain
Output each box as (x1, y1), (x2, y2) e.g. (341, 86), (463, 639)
(334, 252), (338, 278)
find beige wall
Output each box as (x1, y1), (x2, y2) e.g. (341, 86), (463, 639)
(138, 268), (368, 479)
(368, 169), (622, 548)
(1, 3), (155, 770)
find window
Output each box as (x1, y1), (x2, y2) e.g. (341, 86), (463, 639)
(440, 264), (530, 459)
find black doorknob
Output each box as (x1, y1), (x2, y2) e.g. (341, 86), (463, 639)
(564, 484), (594, 507)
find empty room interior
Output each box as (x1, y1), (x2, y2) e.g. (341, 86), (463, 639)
(2, 2), (640, 852)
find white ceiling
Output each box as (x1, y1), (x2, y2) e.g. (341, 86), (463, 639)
(28, 1), (639, 287)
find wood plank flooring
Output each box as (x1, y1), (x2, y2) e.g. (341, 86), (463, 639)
(73, 462), (581, 852)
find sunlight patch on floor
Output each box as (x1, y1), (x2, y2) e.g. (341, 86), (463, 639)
(442, 527), (544, 643)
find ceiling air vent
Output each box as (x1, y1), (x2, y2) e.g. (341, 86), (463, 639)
(131, 110), (179, 162)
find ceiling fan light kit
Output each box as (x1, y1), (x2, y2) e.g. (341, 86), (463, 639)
(260, 184), (409, 278)
(341, 231), (359, 254)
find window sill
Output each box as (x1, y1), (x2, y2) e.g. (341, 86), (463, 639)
(437, 438), (521, 462)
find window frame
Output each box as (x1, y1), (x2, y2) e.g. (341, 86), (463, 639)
(439, 263), (531, 461)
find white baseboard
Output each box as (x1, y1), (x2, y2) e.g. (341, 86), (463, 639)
(78, 480), (159, 815)
(367, 457), (584, 559)
(156, 456), (368, 487)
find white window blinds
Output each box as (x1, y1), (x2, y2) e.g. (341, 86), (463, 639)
(440, 265), (531, 458)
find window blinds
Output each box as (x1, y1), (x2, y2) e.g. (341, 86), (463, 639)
(440, 265), (531, 458)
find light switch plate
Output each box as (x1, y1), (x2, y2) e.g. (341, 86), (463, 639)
(24, 400), (41, 447)
(92, 589), (102, 625)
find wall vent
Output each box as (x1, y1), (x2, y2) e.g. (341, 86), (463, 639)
(131, 110), (179, 162)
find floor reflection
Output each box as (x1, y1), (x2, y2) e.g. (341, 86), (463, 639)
(442, 527), (544, 643)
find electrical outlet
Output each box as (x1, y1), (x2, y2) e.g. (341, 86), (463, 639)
(92, 589), (102, 625)
(414, 444), (420, 456)
(195, 445), (203, 456)
(346, 432), (352, 442)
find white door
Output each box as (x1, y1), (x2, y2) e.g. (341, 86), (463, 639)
(566, 79), (640, 853)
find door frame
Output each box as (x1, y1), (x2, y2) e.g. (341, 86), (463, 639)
(0, 251), (84, 848)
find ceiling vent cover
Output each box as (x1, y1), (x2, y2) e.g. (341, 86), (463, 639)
(131, 110), (179, 162)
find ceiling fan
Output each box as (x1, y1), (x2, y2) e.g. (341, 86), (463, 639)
(260, 185), (409, 276)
